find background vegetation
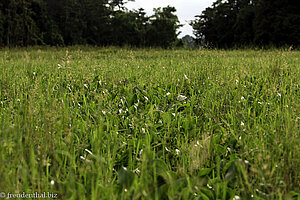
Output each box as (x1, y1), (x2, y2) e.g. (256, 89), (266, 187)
(191, 0), (300, 48)
(0, 0), (181, 47)
(0, 47), (299, 199)
(1, 0), (299, 48)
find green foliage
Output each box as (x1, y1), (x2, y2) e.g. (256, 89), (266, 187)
(0, 48), (299, 199)
(191, 0), (300, 48)
(0, 1), (181, 47)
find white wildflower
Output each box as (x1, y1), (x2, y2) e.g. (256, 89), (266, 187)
(177, 95), (187, 101)
(166, 92), (171, 96)
(233, 196), (241, 200)
(241, 121), (245, 126)
(207, 184), (212, 189)
(50, 180), (55, 185)
(241, 96), (245, 100)
(121, 142), (127, 148)
(236, 79), (239, 84)
(80, 156), (86, 160)
(80, 156), (91, 163)
(175, 149), (180, 155)
(134, 168), (140, 174)
(85, 149), (93, 155)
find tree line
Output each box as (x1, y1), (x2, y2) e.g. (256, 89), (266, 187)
(191, 0), (300, 48)
(0, 0), (181, 47)
(1, 0), (299, 48)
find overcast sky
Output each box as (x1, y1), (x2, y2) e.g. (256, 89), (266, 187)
(126, 0), (215, 38)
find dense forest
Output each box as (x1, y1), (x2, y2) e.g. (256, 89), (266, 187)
(191, 0), (300, 48)
(0, 0), (299, 48)
(0, 0), (181, 47)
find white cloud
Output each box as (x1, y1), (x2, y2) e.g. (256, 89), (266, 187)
(126, 0), (215, 37)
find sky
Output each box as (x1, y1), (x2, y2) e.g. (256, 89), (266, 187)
(125, 0), (215, 38)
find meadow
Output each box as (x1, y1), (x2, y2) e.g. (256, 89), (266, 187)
(0, 47), (299, 200)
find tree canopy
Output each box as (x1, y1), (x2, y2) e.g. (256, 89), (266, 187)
(191, 0), (300, 48)
(0, 0), (181, 47)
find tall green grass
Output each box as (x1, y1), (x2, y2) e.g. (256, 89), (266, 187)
(0, 47), (299, 199)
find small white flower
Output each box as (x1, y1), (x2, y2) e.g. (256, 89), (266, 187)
(17, 99), (20, 102)
(233, 196), (241, 200)
(80, 156), (91, 163)
(175, 149), (180, 155)
(207, 184), (212, 189)
(166, 92), (171, 96)
(177, 95), (187, 101)
(85, 149), (93, 155)
(141, 128), (145, 133)
(134, 168), (140, 174)
(50, 180), (55, 185)
(33, 72), (36, 75)
(172, 113), (175, 117)
(139, 149), (143, 155)
(241, 121), (245, 126)
(235, 79), (239, 84)
(121, 142), (127, 148)
(258, 101), (263, 104)
(241, 96), (245, 100)
(80, 156), (86, 160)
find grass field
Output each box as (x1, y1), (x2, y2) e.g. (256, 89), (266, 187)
(0, 47), (299, 200)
